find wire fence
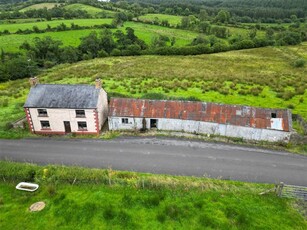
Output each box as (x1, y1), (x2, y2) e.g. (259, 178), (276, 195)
(276, 182), (307, 201)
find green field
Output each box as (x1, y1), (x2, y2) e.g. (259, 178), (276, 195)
(0, 29), (100, 53)
(0, 21), (200, 52)
(138, 13), (182, 26)
(120, 21), (200, 46)
(0, 18), (113, 33)
(0, 43), (306, 132)
(19, 3), (59, 12)
(0, 161), (305, 229)
(64, 3), (115, 17)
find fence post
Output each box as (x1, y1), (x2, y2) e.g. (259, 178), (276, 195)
(277, 182), (284, 197)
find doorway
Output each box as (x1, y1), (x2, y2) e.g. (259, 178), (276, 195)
(150, 119), (158, 128)
(64, 121), (71, 133)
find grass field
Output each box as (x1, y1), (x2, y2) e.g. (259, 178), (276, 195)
(64, 3), (115, 17)
(0, 18), (113, 33)
(0, 161), (305, 229)
(138, 13), (182, 26)
(0, 21), (200, 52)
(19, 3), (59, 12)
(120, 21), (200, 46)
(0, 44), (306, 132)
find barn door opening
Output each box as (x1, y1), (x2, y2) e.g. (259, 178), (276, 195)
(150, 119), (158, 128)
(64, 121), (71, 133)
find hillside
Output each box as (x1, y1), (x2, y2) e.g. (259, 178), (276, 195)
(19, 3), (59, 12)
(0, 44), (306, 132)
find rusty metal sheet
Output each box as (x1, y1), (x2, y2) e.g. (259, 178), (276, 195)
(108, 98), (291, 131)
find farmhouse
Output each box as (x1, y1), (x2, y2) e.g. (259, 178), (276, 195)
(108, 98), (292, 142)
(24, 78), (108, 135)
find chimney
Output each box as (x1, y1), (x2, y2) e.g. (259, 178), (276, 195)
(95, 78), (102, 89)
(29, 77), (39, 87)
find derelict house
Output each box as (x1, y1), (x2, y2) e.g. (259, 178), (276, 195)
(24, 78), (108, 135)
(108, 98), (292, 142)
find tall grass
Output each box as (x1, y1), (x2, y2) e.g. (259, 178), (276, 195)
(0, 161), (306, 229)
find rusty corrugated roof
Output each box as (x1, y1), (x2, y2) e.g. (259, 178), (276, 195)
(108, 98), (291, 131)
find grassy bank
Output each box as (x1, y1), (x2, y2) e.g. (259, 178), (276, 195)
(0, 44), (306, 127)
(0, 161), (306, 229)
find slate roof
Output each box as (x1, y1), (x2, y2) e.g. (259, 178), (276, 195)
(108, 98), (291, 131)
(24, 84), (100, 109)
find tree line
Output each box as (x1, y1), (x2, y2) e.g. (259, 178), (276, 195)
(0, 23), (305, 82)
(117, 0), (306, 21)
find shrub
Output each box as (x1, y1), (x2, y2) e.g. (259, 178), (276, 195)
(287, 104), (295, 109)
(103, 205), (117, 220)
(292, 58), (305, 68)
(47, 184), (57, 196)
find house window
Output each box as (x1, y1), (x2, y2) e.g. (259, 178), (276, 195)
(40, 121), (50, 129)
(76, 110), (85, 118)
(38, 109), (48, 117)
(78, 121), (87, 130)
(271, 113), (277, 118)
(122, 118), (129, 124)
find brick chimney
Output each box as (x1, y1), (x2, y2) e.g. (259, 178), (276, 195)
(29, 77), (39, 87)
(95, 78), (102, 89)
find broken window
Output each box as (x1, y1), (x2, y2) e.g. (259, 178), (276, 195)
(271, 113), (277, 118)
(38, 109), (48, 117)
(76, 110), (85, 118)
(150, 119), (158, 128)
(122, 118), (129, 124)
(78, 121), (87, 130)
(40, 121), (50, 129)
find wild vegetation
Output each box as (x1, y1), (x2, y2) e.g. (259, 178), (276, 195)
(0, 161), (306, 229)
(0, 0), (306, 142)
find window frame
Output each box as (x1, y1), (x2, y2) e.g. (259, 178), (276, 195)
(122, 118), (129, 124)
(77, 121), (87, 131)
(37, 109), (48, 117)
(40, 120), (50, 129)
(76, 110), (86, 118)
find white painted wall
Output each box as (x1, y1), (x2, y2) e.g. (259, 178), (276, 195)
(108, 117), (291, 142)
(30, 108), (97, 133)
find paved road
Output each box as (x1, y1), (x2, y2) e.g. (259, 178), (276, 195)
(0, 137), (306, 186)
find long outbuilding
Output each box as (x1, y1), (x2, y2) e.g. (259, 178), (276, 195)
(108, 98), (292, 142)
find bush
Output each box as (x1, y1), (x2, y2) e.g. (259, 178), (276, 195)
(292, 58), (305, 68)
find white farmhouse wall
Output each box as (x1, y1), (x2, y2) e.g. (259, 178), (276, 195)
(108, 117), (290, 142)
(30, 108), (97, 133)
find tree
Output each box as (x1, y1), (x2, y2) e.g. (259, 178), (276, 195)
(79, 32), (101, 58)
(112, 12), (128, 27)
(60, 46), (80, 63)
(199, 9), (209, 22)
(249, 28), (257, 39)
(20, 37), (63, 66)
(5, 57), (38, 80)
(198, 21), (211, 33)
(214, 10), (231, 23)
(181, 16), (190, 29)
(100, 28), (116, 54)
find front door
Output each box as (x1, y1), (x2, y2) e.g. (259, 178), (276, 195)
(64, 121), (71, 133)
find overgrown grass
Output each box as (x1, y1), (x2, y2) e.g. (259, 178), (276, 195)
(19, 3), (58, 12)
(138, 13), (182, 26)
(63, 3), (115, 17)
(0, 18), (113, 33)
(0, 21), (200, 52)
(0, 161), (305, 229)
(0, 44), (306, 129)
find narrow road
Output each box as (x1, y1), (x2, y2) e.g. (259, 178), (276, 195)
(0, 137), (306, 186)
